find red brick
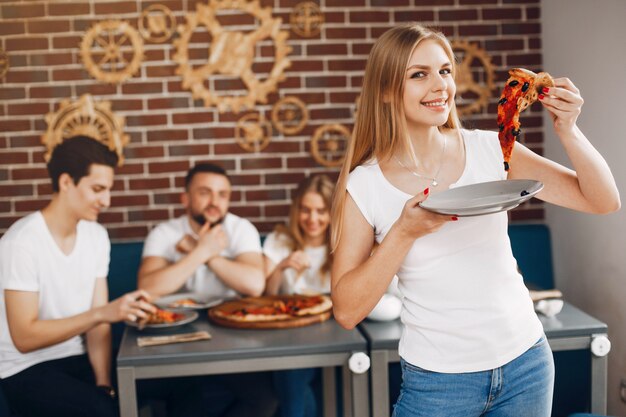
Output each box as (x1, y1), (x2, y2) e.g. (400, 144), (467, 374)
(110, 99), (144, 111)
(28, 20), (71, 34)
(6, 37), (48, 51)
(0, 216), (22, 230)
(458, 24), (498, 36)
(371, 0), (410, 5)
(229, 205), (262, 218)
(53, 35), (82, 49)
(329, 92), (360, 103)
(145, 64), (177, 77)
(328, 59), (367, 72)
(0, 120), (30, 132)
(49, 2), (90, 16)
(30, 52), (75, 67)
(0, 87), (26, 101)
(326, 27), (368, 39)
(0, 184), (34, 197)
(147, 129), (189, 142)
(482, 7), (522, 20)
(37, 183), (53, 195)
(144, 50), (166, 62)
(485, 39), (525, 51)
(439, 9), (479, 21)
(0, 151), (29, 164)
(124, 146), (165, 159)
(286, 156), (318, 168)
(0, 21), (25, 36)
(52, 68), (88, 82)
(126, 114), (168, 127)
(526, 6), (540, 19)
(307, 43), (348, 56)
(1, 4), (46, 19)
(75, 83), (118, 96)
(353, 42), (374, 55)
(111, 195), (150, 207)
(528, 38), (542, 50)
(172, 112), (215, 124)
(129, 178), (171, 190)
(122, 82), (164, 95)
(169, 144), (210, 157)
(193, 127), (232, 140)
(507, 53), (542, 67)
(149, 161), (190, 174)
(289, 60), (324, 72)
(7, 102), (49, 116)
(116, 163), (145, 175)
(241, 158), (282, 170)
(264, 204), (290, 217)
(95, 1), (137, 14)
(5, 69), (48, 84)
(14, 199), (48, 212)
(229, 174), (261, 186)
(305, 76), (347, 89)
(98, 212), (124, 223)
(7, 54), (27, 68)
(326, 0), (365, 6)
(502, 23), (541, 35)
(30, 86), (72, 99)
(154, 192), (181, 205)
(0, 201), (10, 212)
(460, 0), (497, 3)
(310, 108), (351, 119)
(148, 97), (191, 110)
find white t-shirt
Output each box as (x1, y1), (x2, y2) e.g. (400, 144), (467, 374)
(347, 129), (542, 373)
(142, 213), (262, 298)
(262, 231), (330, 295)
(0, 212), (110, 378)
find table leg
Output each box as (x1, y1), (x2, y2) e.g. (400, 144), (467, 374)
(342, 358), (370, 417)
(117, 366), (138, 417)
(590, 351), (608, 414)
(371, 350), (390, 417)
(322, 367), (337, 417)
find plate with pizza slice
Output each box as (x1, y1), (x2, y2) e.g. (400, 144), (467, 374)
(208, 294), (333, 329)
(126, 308), (199, 330)
(419, 179), (543, 217)
(155, 292), (224, 310)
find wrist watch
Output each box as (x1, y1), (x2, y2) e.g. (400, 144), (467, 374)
(97, 385), (117, 399)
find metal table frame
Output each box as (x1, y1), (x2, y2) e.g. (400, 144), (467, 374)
(360, 302), (609, 417)
(117, 319), (370, 417)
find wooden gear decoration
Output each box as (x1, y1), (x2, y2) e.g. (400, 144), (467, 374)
(173, 0), (292, 113)
(138, 4), (177, 43)
(235, 113), (273, 152)
(290, 2), (324, 38)
(451, 40), (495, 116)
(42, 94), (129, 165)
(80, 20), (144, 84)
(0, 48), (9, 79)
(271, 96), (308, 135)
(310, 124), (350, 167)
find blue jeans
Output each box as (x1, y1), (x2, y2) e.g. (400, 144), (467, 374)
(393, 335), (554, 417)
(273, 368), (318, 417)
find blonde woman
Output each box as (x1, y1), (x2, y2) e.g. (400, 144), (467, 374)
(263, 175), (333, 417)
(331, 24), (619, 417)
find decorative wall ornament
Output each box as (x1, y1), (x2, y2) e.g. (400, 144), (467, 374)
(271, 96), (308, 135)
(235, 113), (272, 152)
(310, 124), (350, 167)
(139, 4), (177, 43)
(173, 0), (292, 113)
(80, 20), (144, 84)
(42, 94), (129, 165)
(451, 40), (495, 116)
(290, 2), (323, 38)
(0, 48), (9, 79)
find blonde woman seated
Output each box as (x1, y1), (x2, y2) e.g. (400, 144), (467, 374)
(263, 174), (333, 417)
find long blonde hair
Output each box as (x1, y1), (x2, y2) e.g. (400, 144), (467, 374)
(331, 23), (462, 250)
(275, 174), (334, 277)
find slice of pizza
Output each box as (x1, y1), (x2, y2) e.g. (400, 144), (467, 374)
(497, 68), (554, 171)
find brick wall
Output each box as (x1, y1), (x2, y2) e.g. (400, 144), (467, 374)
(0, 0), (545, 240)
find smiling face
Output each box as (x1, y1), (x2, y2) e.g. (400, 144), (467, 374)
(298, 191), (330, 246)
(183, 172), (231, 226)
(403, 39), (456, 131)
(63, 163), (114, 222)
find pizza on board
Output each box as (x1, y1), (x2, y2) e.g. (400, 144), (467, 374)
(211, 294), (332, 323)
(497, 68), (554, 171)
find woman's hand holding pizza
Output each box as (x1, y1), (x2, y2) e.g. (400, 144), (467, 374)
(99, 289), (156, 323)
(395, 188), (455, 241)
(539, 77), (584, 136)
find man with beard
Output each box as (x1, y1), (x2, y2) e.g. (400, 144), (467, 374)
(138, 163), (276, 417)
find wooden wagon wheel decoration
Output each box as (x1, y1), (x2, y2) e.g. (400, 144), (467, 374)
(235, 113), (272, 152)
(290, 2), (324, 38)
(310, 124), (350, 167)
(0, 48), (9, 79)
(42, 94), (129, 165)
(173, 0), (292, 113)
(80, 20), (144, 84)
(451, 40), (495, 116)
(138, 4), (176, 43)
(271, 96), (308, 135)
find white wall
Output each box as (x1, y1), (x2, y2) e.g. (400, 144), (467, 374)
(541, 0), (626, 414)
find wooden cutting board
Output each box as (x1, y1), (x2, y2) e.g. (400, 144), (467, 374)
(208, 295), (332, 329)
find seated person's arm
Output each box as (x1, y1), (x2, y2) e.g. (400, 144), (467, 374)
(138, 225), (224, 298)
(264, 251), (310, 296)
(5, 288), (153, 354)
(209, 252), (265, 297)
(85, 277), (112, 387)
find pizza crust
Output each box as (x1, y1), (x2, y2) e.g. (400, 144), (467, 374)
(294, 295), (333, 316)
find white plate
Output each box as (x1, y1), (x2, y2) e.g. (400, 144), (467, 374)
(126, 310), (199, 329)
(419, 180), (543, 217)
(155, 293), (224, 310)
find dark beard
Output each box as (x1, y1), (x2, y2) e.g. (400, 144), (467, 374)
(191, 212), (225, 228)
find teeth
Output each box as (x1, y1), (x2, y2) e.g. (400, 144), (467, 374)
(422, 100), (447, 107)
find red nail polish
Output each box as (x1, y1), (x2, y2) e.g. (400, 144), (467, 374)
(542, 87), (550, 93)
(538, 94), (545, 100)
(451, 216), (458, 221)
(424, 188), (429, 195)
